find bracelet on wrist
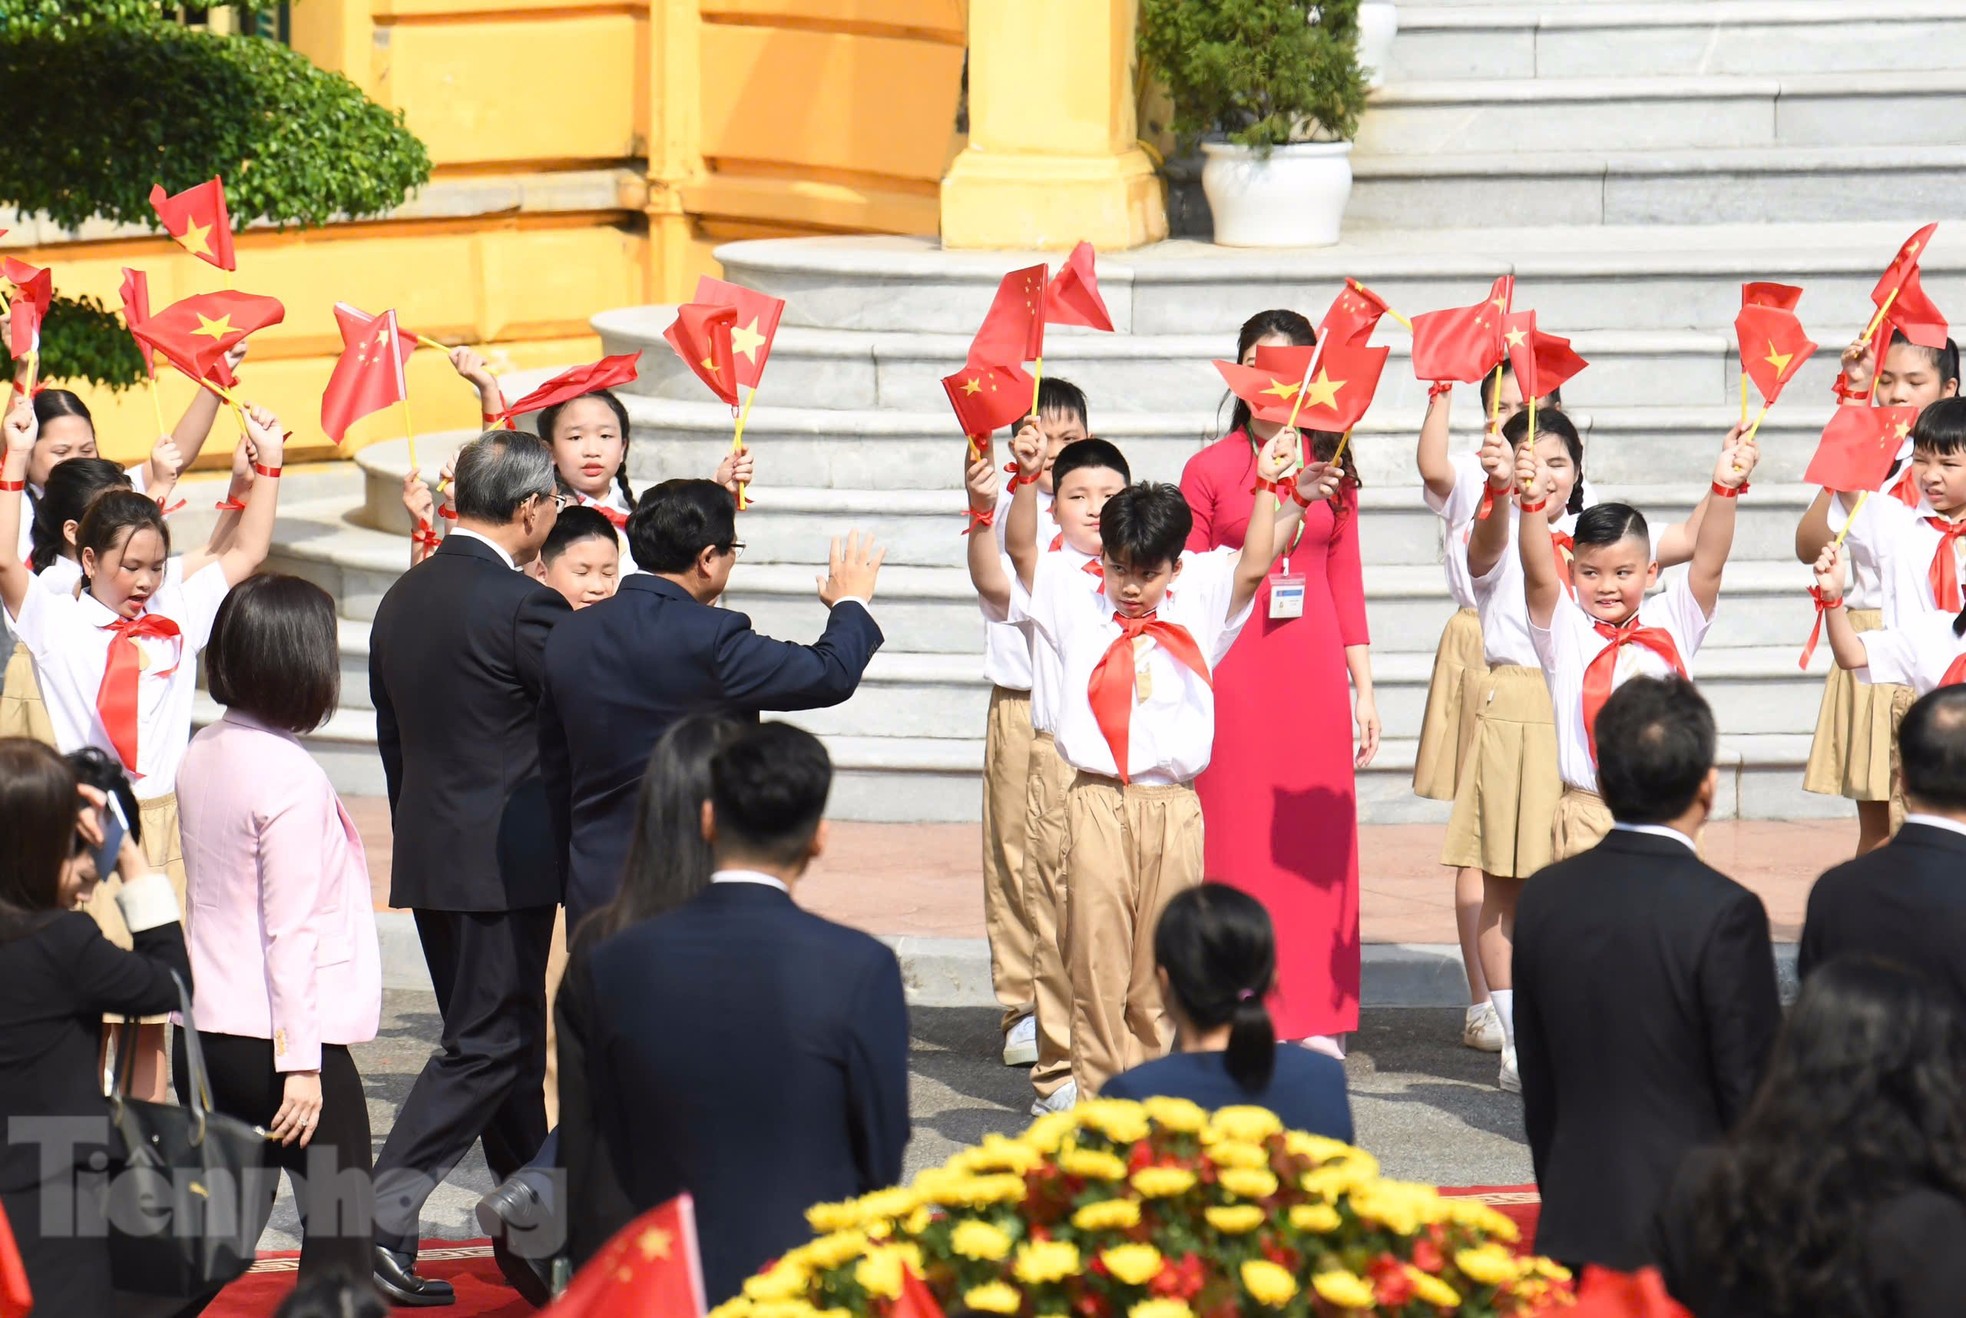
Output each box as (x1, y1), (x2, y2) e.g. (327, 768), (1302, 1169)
(1518, 496), (1549, 514)
(0, 478), (22, 492)
(1711, 480), (1746, 498)
(1427, 380), (1453, 401)
(253, 462), (282, 480)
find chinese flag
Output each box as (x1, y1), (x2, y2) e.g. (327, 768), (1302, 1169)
(543, 1194), (706, 1318)
(1214, 359), (1305, 425)
(1044, 241), (1114, 333)
(1568, 1266), (1691, 1318)
(693, 276), (785, 390)
(1741, 281), (1803, 312)
(1734, 305), (1818, 405)
(3, 260), (51, 360)
(1887, 265), (1950, 351)
(1873, 222), (1938, 306)
(321, 307), (409, 444)
(1281, 342), (1391, 432)
(148, 178), (236, 272)
(662, 303), (740, 406)
(1504, 310), (1588, 401)
(130, 290), (283, 387)
(944, 361), (1037, 437)
(119, 268), (154, 377)
(968, 263), (1048, 369)
(501, 352), (645, 419)
(1320, 278), (1391, 349)
(892, 1267), (948, 1318)
(1805, 405), (1918, 493)
(1409, 275), (1512, 382)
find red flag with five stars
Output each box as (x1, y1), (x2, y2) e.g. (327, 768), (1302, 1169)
(1741, 281), (1803, 312)
(543, 1194), (706, 1318)
(1885, 265), (1950, 351)
(968, 263), (1047, 369)
(1258, 340), (1391, 432)
(148, 177), (236, 272)
(692, 276), (785, 390)
(3, 259), (51, 360)
(1409, 275), (1513, 383)
(1805, 405), (1918, 492)
(1503, 310), (1589, 402)
(663, 302), (741, 406)
(320, 307), (409, 443)
(1043, 241), (1114, 333)
(501, 352), (646, 419)
(944, 360), (1037, 437)
(1873, 223), (1937, 306)
(119, 268), (155, 377)
(1734, 305), (1818, 405)
(130, 290), (284, 387)
(1319, 278), (1391, 348)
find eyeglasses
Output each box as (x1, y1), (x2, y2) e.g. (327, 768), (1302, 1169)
(724, 541), (746, 560)
(542, 492), (573, 511)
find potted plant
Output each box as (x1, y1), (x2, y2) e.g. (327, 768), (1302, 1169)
(1139, 0), (1370, 248)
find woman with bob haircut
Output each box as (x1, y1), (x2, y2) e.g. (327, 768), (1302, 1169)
(174, 573), (383, 1297)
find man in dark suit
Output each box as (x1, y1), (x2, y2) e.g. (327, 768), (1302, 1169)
(555, 721), (910, 1303)
(367, 429), (571, 1305)
(539, 478), (884, 931)
(1801, 685), (1966, 1018)
(1514, 675), (1781, 1271)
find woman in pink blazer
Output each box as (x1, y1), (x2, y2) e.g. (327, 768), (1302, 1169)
(175, 574), (382, 1298)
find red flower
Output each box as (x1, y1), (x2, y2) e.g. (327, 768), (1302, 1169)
(1370, 1254), (1416, 1307)
(1073, 1290), (1110, 1318)
(1127, 1141), (1157, 1173)
(1260, 1237), (1298, 1271)
(1151, 1254), (1205, 1300)
(1412, 1236), (1446, 1274)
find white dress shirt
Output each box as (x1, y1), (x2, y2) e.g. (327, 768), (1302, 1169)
(980, 487), (1058, 692)
(710, 868), (791, 893)
(1832, 485), (1962, 624)
(446, 526), (518, 571)
(1903, 812), (1966, 840)
(1854, 609), (1966, 696)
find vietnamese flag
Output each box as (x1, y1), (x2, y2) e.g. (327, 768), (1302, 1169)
(1873, 223), (1938, 307)
(501, 352), (645, 419)
(662, 303), (740, 406)
(1214, 359), (1305, 425)
(693, 276), (785, 390)
(968, 263), (1047, 369)
(542, 1194), (706, 1318)
(1320, 278), (1391, 348)
(1567, 1266), (1692, 1318)
(148, 178), (236, 272)
(1043, 241), (1113, 333)
(1805, 405), (1918, 493)
(1278, 342), (1391, 432)
(1886, 265), (1949, 350)
(1409, 275), (1512, 382)
(1504, 310), (1588, 401)
(944, 361), (1037, 437)
(119, 268), (155, 377)
(131, 290), (283, 387)
(3, 260), (51, 360)
(1742, 281), (1803, 312)
(1734, 305), (1818, 405)
(320, 308), (409, 444)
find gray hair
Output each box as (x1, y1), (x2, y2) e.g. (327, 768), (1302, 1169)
(451, 429), (556, 524)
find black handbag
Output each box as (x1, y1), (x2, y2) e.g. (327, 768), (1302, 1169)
(102, 970), (266, 1302)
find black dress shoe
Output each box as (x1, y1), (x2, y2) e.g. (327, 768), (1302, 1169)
(373, 1244), (457, 1307)
(490, 1235), (553, 1308)
(478, 1175), (555, 1307)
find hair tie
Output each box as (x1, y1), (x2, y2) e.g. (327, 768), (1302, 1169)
(1236, 989), (1256, 1003)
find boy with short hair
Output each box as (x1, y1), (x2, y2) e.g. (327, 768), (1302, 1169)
(532, 503), (621, 609)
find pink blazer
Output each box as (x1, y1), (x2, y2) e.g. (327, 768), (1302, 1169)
(176, 710), (382, 1070)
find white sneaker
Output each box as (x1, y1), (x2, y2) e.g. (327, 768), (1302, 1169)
(1498, 1046), (1521, 1094)
(1002, 1015), (1038, 1067)
(1462, 1003), (1505, 1053)
(1030, 1080), (1078, 1117)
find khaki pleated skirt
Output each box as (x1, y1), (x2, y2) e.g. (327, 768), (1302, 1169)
(1412, 607), (1488, 802)
(0, 640), (55, 743)
(1441, 665), (1561, 879)
(1804, 609), (1913, 801)
(1551, 786), (1616, 863)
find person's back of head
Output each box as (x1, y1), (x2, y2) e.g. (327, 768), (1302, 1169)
(451, 428), (556, 525)
(206, 574), (341, 734)
(31, 457), (129, 572)
(1594, 675), (1716, 827)
(1154, 884), (1278, 1094)
(626, 479), (737, 578)
(0, 739), (77, 926)
(1898, 686), (1966, 817)
(705, 722), (832, 877)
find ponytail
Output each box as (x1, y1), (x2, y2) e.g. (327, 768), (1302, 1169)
(1152, 884), (1280, 1097)
(1225, 987), (1278, 1094)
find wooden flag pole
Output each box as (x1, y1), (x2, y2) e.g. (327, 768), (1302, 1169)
(401, 396), (419, 472)
(731, 386), (756, 511)
(1833, 490), (1870, 550)
(1741, 401), (1772, 448)
(1029, 357), (1044, 416)
(145, 374), (167, 438)
(1861, 287), (1900, 349)
(1485, 361), (1504, 437)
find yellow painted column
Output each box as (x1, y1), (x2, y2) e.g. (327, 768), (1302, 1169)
(941, 0), (1166, 251)
(646, 0), (707, 301)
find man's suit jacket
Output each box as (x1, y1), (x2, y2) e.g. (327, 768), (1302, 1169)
(1514, 828), (1782, 1269)
(1800, 821), (1966, 1020)
(369, 535), (571, 911)
(556, 882), (910, 1303)
(539, 574), (882, 927)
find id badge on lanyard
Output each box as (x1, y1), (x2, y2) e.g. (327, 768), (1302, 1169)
(1269, 519), (1307, 620)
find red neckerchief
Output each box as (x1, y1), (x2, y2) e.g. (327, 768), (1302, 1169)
(1581, 612), (1687, 763)
(1086, 611), (1210, 783)
(95, 611), (182, 774)
(1923, 516), (1966, 611)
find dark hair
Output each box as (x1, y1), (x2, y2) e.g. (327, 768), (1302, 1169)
(1888, 328), (1962, 388)
(1572, 500), (1649, 552)
(64, 746), (140, 851)
(1222, 309), (1362, 500)
(1910, 395), (1966, 458)
(1594, 676), (1716, 824)
(206, 575), (341, 733)
(541, 504), (619, 566)
(1154, 885), (1278, 1093)
(273, 1272), (389, 1318)
(452, 429), (556, 523)
(538, 389), (635, 510)
(1898, 686), (1966, 810)
(1099, 483), (1191, 574)
(1049, 437), (1131, 491)
(627, 479), (736, 574)
(1500, 405), (1587, 515)
(30, 457), (129, 573)
(1037, 376), (1089, 429)
(75, 489), (170, 590)
(1690, 956), (1966, 1318)
(587, 715), (745, 947)
(1478, 358), (1565, 413)
(32, 387), (94, 434)
(0, 739), (78, 925)
(707, 722), (831, 868)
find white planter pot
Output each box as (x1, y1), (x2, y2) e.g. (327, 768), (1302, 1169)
(1357, 1), (1399, 91)
(1200, 140), (1353, 248)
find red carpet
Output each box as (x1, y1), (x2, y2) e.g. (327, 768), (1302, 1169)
(206, 1240), (532, 1317)
(1441, 1184), (1542, 1247)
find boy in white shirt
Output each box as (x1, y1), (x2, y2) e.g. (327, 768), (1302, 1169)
(1816, 543), (1966, 697)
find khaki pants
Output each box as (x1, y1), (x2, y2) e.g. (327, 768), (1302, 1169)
(0, 641), (54, 743)
(1023, 734), (1077, 1099)
(982, 686), (1036, 1030)
(1551, 786), (1616, 862)
(1064, 775), (1204, 1096)
(543, 907), (568, 1127)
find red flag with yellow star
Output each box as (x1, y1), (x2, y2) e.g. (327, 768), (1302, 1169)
(967, 263), (1047, 369)
(1319, 278), (1391, 348)
(1258, 341), (1391, 432)
(693, 276), (785, 390)
(1503, 310), (1588, 402)
(1806, 405), (1917, 492)
(130, 290), (283, 387)
(3, 259), (51, 360)
(321, 307), (409, 443)
(544, 1194), (706, 1318)
(1043, 241), (1114, 333)
(500, 353), (645, 421)
(943, 361), (1037, 437)
(1734, 305), (1818, 405)
(1742, 281), (1803, 312)
(119, 268), (155, 377)
(1409, 275), (1512, 383)
(663, 303), (741, 406)
(1214, 359), (1304, 424)
(148, 178), (236, 272)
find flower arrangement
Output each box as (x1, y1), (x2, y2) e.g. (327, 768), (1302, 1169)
(716, 1098), (1573, 1317)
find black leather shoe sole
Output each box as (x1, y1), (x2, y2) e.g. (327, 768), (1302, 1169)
(373, 1248), (457, 1308)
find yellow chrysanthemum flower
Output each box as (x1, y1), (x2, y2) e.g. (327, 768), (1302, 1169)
(805, 1200), (859, 1234)
(1101, 1243), (1164, 1287)
(852, 1186), (920, 1225)
(853, 1247), (907, 1301)
(708, 1299), (753, 1318)
(1012, 1239), (1081, 1286)
(1203, 1204), (1266, 1235)
(798, 1229), (869, 1272)
(1408, 1266), (1462, 1308)
(1283, 1130), (1354, 1165)
(1239, 1258), (1298, 1308)
(1311, 1270), (1376, 1310)
(1140, 1096), (1208, 1133)
(1022, 1111), (1078, 1155)
(956, 1134), (1043, 1176)
(964, 1281), (1023, 1315)
(748, 1304), (822, 1318)
(1208, 1106), (1283, 1144)
(933, 1174), (1029, 1209)
(1527, 1257), (1573, 1282)
(1075, 1098), (1151, 1145)
(1057, 1146), (1128, 1181)
(1218, 1167), (1279, 1201)
(1071, 1197), (1142, 1232)
(1445, 1198), (1519, 1242)
(1348, 1180), (1435, 1236)
(901, 1206), (933, 1236)
(1288, 1202), (1342, 1234)
(1204, 1140), (1270, 1170)
(1128, 1301), (1194, 1318)
(951, 1219), (1014, 1262)
(1130, 1166), (1197, 1199)
(742, 1262), (810, 1302)
(1456, 1244), (1523, 1287)
(1301, 1154), (1378, 1202)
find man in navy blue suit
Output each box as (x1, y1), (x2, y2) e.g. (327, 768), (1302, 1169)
(538, 478), (885, 932)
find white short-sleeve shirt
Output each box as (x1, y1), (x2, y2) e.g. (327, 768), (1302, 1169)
(1531, 572), (1715, 793)
(1030, 546), (1253, 785)
(1469, 507), (1583, 669)
(981, 488), (1058, 692)
(8, 561), (231, 798)
(1007, 544), (1100, 736)
(1426, 451), (1488, 611)
(1833, 483), (1963, 624)
(1856, 609), (1966, 696)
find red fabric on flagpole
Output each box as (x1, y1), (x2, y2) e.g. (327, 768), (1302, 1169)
(1044, 241), (1114, 332)
(1260, 341), (1389, 432)
(119, 268), (155, 377)
(1872, 223), (1938, 306)
(3, 260), (51, 361)
(693, 276), (786, 389)
(968, 264), (1048, 368)
(1504, 310), (1588, 400)
(1409, 275), (1513, 383)
(500, 353), (645, 420)
(1740, 281), (1804, 311)
(1568, 1266), (1692, 1318)
(321, 308), (411, 443)
(1213, 359), (1307, 425)
(543, 1195), (706, 1317)
(943, 361), (1037, 436)
(1887, 265), (1950, 350)
(1319, 278), (1391, 348)
(1734, 305), (1818, 405)
(130, 290), (284, 387)
(1805, 406), (1918, 492)
(148, 177), (237, 272)
(663, 304), (741, 406)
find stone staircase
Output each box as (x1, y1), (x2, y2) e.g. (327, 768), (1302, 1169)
(255, 0), (1966, 824)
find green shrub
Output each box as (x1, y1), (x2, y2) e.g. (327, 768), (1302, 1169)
(1, 296), (149, 388)
(1139, 0), (1369, 153)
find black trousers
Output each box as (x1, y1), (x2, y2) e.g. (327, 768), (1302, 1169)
(171, 1032), (375, 1308)
(371, 906), (555, 1254)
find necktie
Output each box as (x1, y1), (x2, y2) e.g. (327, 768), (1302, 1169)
(1550, 530), (1576, 598)
(1086, 611), (1211, 783)
(96, 612), (183, 773)
(1924, 517), (1966, 611)
(1580, 614), (1687, 764)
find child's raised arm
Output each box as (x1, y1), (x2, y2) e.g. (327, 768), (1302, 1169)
(0, 395), (38, 617)
(1465, 428), (1515, 581)
(182, 408), (285, 585)
(1813, 543), (1868, 672)
(1003, 421), (1045, 590)
(451, 347), (506, 422)
(1416, 383), (1459, 505)
(963, 447), (1012, 615)
(160, 341), (250, 476)
(1516, 443), (1563, 631)
(1232, 430), (1332, 619)
(1688, 422), (1757, 617)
